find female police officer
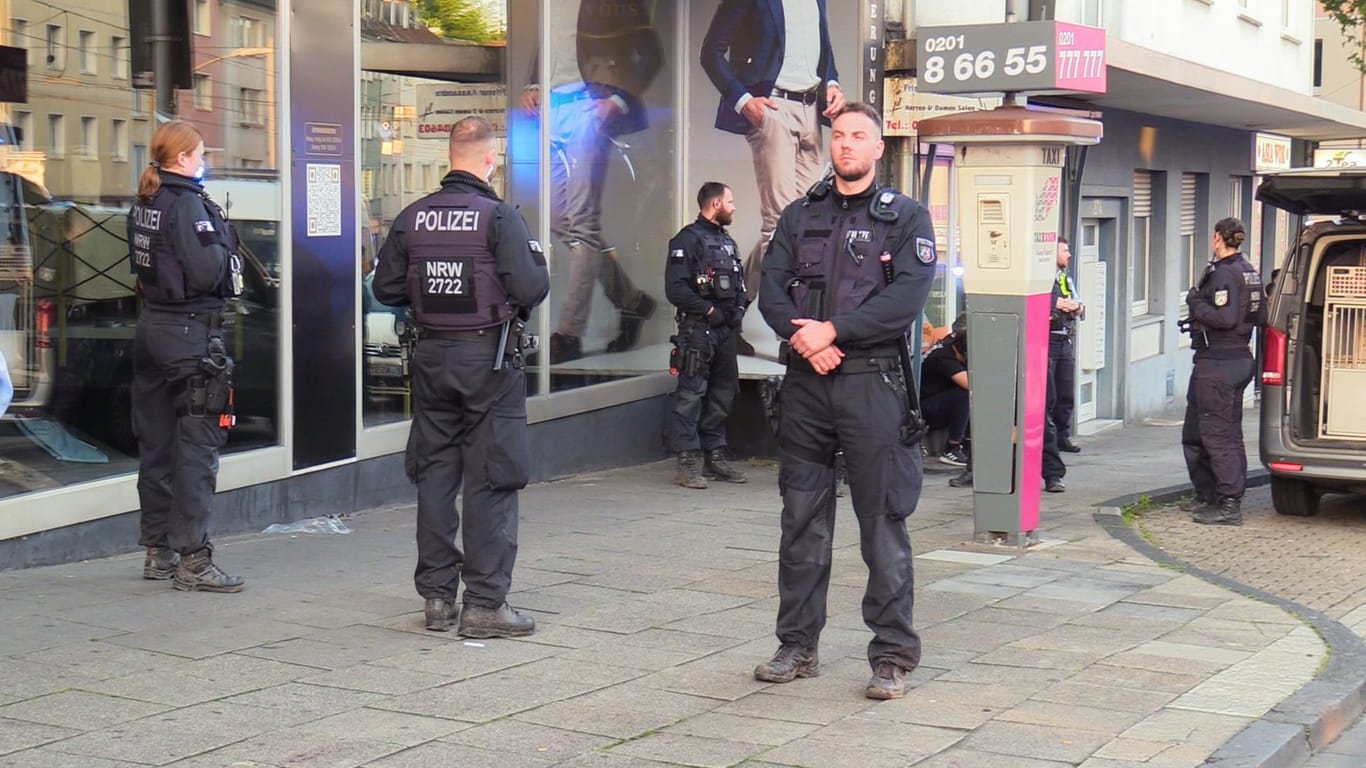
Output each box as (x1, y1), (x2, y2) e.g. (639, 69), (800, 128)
(128, 120), (244, 591)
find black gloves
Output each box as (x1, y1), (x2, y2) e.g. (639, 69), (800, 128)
(724, 305), (745, 328)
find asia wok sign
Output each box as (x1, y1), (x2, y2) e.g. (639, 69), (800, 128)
(915, 21), (1107, 96)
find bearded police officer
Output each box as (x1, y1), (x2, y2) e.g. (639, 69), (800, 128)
(373, 116), (550, 636)
(1182, 217), (1262, 526)
(756, 102), (935, 700)
(665, 182), (748, 489)
(129, 120), (245, 592)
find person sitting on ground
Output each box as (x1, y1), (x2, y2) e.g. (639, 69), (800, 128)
(920, 329), (969, 468)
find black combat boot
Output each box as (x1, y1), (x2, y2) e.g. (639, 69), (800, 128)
(865, 661), (907, 700)
(948, 469), (973, 488)
(606, 294), (657, 353)
(676, 450), (708, 489)
(457, 602), (535, 639)
(143, 546), (179, 580)
(1179, 494), (1215, 512)
(424, 598), (456, 632)
(703, 448), (747, 483)
(1193, 497), (1243, 526)
(753, 643), (820, 683)
(173, 545), (245, 593)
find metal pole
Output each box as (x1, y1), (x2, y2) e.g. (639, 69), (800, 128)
(152, 0), (176, 118)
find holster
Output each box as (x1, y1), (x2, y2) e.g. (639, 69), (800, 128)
(199, 336), (236, 428)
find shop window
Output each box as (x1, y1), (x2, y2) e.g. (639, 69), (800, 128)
(78, 30), (94, 74)
(0, 1), (282, 504)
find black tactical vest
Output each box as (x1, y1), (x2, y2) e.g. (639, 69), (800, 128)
(688, 220), (743, 304)
(787, 188), (904, 330)
(403, 191), (512, 330)
(1199, 254), (1264, 353)
(130, 180), (238, 307)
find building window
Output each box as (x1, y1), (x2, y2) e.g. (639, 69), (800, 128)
(1231, 177), (1245, 218)
(193, 74), (212, 111)
(45, 23), (62, 71)
(15, 111), (30, 148)
(79, 116), (96, 158)
(112, 118), (127, 161)
(112, 35), (128, 79)
(403, 163), (413, 191)
(1082, 0), (1104, 26)
(132, 143), (147, 187)
(11, 18), (29, 64)
(1314, 39), (1323, 92)
(77, 29), (94, 74)
(48, 113), (64, 157)
(1132, 170), (1153, 316)
(231, 17), (262, 48)
(194, 0), (211, 36)
(1180, 174), (1200, 293)
(239, 87), (263, 125)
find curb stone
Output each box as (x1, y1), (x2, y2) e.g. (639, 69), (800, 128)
(1094, 470), (1366, 768)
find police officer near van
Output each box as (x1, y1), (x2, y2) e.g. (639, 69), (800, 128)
(757, 102), (935, 701)
(373, 116), (550, 636)
(665, 182), (748, 489)
(1181, 216), (1263, 526)
(129, 120), (245, 592)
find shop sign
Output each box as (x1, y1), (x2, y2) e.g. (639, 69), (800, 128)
(1252, 132), (1292, 173)
(859, 0), (886, 108)
(915, 21), (1106, 96)
(1313, 148), (1366, 168)
(883, 76), (1001, 138)
(416, 84), (506, 139)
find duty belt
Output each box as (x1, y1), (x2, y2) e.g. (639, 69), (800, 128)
(421, 327), (500, 341)
(780, 342), (898, 375)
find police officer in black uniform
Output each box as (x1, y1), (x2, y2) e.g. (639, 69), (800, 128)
(756, 103), (935, 701)
(1050, 236), (1083, 454)
(373, 116), (550, 636)
(665, 182), (748, 489)
(128, 120), (244, 592)
(1182, 217), (1262, 526)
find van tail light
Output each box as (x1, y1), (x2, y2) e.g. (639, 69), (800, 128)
(35, 300), (53, 349)
(1269, 461), (1303, 472)
(1262, 326), (1287, 386)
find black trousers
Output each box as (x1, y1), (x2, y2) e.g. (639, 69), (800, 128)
(1183, 355), (1255, 501)
(407, 336), (530, 608)
(922, 387), (970, 443)
(133, 310), (229, 555)
(1043, 354), (1067, 482)
(667, 320), (739, 452)
(1048, 337), (1076, 443)
(773, 368), (922, 673)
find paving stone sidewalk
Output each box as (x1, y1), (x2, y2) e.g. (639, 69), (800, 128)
(0, 414), (1328, 767)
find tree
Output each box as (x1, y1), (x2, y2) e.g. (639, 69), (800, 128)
(414, 0), (503, 43)
(1323, 1), (1366, 73)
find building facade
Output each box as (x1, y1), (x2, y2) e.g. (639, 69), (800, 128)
(1, 0), (1363, 568)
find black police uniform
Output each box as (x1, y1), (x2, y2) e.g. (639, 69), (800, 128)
(664, 214), (745, 454)
(1049, 267), (1081, 446)
(758, 182), (936, 675)
(128, 170), (241, 559)
(372, 170), (549, 615)
(1183, 251), (1263, 504)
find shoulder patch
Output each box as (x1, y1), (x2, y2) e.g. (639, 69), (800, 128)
(194, 220), (214, 233)
(528, 239), (543, 253)
(670, 248), (686, 261)
(915, 236), (937, 265)
(1213, 289), (1229, 307)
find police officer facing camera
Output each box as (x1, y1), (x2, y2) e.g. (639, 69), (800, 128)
(665, 182), (748, 489)
(1182, 216), (1263, 526)
(128, 120), (245, 593)
(757, 102), (935, 701)
(373, 116), (550, 637)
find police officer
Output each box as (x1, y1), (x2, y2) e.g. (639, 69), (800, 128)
(1050, 237), (1083, 454)
(665, 182), (748, 489)
(128, 120), (244, 592)
(373, 116), (550, 636)
(756, 102), (935, 700)
(1183, 217), (1262, 526)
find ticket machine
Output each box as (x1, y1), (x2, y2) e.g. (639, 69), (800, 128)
(917, 106), (1102, 546)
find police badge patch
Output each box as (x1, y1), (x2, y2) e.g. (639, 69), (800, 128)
(1214, 289), (1229, 307)
(528, 239), (542, 253)
(670, 249), (686, 261)
(194, 220), (214, 233)
(915, 237), (937, 265)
